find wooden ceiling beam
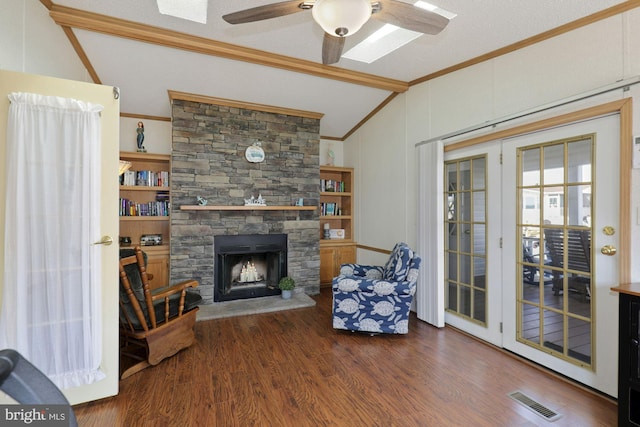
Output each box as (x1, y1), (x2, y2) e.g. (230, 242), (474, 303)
(47, 4), (408, 94)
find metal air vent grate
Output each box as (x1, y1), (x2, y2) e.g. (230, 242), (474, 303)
(508, 391), (562, 422)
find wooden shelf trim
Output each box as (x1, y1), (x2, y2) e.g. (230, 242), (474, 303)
(320, 192), (352, 197)
(119, 151), (171, 161)
(120, 185), (170, 191)
(120, 216), (169, 221)
(179, 205), (317, 211)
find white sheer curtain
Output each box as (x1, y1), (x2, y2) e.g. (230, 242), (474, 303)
(0, 92), (105, 388)
(416, 140), (445, 327)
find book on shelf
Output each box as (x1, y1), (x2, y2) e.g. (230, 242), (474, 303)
(119, 197), (170, 217)
(120, 170), (169, 187)
(320, 179), (345, 193)
(321, 202), (341, 216)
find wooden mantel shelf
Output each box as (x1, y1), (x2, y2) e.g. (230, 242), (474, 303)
(180, 205), (317, 211)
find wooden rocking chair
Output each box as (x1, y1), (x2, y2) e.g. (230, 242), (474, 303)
(118, 247), (202, 379)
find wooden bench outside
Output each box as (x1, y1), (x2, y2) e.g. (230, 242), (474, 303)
(543, 228), (591, 299)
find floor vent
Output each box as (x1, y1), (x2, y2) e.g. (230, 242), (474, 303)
(508, 391), (562, 422)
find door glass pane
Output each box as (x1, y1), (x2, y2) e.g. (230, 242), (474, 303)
(543, 187), (564, 225)
(460, 254), (471, 284)
(473, 191), (486, 222)
(568, 184), (591, 226)
(444, 155), (488, 326)
(543, 144), (564, 185)
(474, 290), (486, 322)
(568, 317), (591, 364)
(543, 309), (564, 353)
(460, 285), (471, 317)
(461, 192), (471, 222)
(521, 148), (541, 187)
(521, 302), (540, 343)
(448, 252), (457, 280)
(567, 139), (592, 183)
(447, 282), (457, 311)
(460, 160), (471, 190)
(472, 158), (486, 190)
(517, 136), (594, 368)
(473, 224), (486, 255)
(474, 256), (486, 289)
(460, 224), (471, 253)
(521, 188), (540, 225)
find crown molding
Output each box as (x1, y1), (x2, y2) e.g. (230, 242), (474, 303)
(168, 90), (324, 120)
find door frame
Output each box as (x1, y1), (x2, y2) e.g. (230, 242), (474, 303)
(444, 99), (632, 285)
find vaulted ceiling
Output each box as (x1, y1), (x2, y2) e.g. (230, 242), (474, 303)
(43, 0), (636, 139)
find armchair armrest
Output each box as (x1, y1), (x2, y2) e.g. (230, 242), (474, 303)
(332, 276), (416, 296)
(151, 279), (199, 300)
(151, 280), (201, 325)
(339, 264), (384, 279)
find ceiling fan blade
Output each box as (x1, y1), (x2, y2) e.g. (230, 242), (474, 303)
(223, 1), (308, 25)
(322, 33), (345, 65)
(373, 0), (449, 35)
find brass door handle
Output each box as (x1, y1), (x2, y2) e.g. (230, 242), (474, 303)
(93, 235), (113, 246)
(601, 245), (616, 256)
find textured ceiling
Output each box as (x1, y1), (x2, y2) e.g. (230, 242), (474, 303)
(48, 0), (631, 138)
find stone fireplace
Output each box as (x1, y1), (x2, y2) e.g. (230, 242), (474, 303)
(214, 233), (287, 302)
(169, 94), (321, 304)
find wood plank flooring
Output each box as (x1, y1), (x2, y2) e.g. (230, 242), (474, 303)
(74, 289), (616, 426)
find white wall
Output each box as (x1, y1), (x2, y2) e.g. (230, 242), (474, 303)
(346, 9), (640, 276)
(0, 0), (89, 81)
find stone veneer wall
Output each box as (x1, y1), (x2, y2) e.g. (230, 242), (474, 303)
(169, 99), (320, 304)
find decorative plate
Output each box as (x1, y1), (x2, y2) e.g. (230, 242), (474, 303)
(245, 143), (265, 163)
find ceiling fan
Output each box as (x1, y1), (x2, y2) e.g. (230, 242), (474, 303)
(222, 0), (449, 65)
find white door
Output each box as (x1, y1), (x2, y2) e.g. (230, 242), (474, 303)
(443, 142), (503, 346)
(502, 114), (619, 397)
(0, 70), (120, 404)
(444, 113), (620, 397)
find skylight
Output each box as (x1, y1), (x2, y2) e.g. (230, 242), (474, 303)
(342, 1), (456, 64)
(157, 0), (208, 24)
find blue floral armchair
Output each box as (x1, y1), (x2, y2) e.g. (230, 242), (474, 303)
(332, 243), (421, 334)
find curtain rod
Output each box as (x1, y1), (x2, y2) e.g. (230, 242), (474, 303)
(416, 75), (640, 147)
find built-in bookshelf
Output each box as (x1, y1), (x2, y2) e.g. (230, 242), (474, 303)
(320, 166), (356, 286)
(119, 151), (171, 288)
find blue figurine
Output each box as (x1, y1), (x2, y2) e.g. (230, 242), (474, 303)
(136, 121), (145, 152)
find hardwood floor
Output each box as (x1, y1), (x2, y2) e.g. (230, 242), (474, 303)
(74, 289), (616, 426)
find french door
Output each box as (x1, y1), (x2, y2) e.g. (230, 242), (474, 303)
(444, 113), (620, 397)
(444, 143), (502, 346)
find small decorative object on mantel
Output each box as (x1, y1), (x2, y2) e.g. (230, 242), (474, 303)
(196, 196), (208, 206)
(244, 194), (267, 206)
(136, 121), (146, 152)
(245, 142), (265, 163)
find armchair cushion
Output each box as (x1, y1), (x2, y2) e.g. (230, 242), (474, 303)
(382, 242), (414, 282)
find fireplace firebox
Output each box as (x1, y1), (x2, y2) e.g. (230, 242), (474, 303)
(214, 234), (287, 302)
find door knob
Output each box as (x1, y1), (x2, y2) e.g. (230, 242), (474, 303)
(600, 245), (616, 256)
(93, 235), (113, 246)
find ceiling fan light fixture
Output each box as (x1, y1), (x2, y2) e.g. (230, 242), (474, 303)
(312, 0), (372, 37)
